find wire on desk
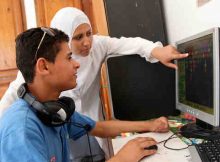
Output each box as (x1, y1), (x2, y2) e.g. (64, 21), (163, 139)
(157, 131), (193, 151)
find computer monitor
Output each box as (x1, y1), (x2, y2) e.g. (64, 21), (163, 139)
(176, 27), (220, 131)
(105, 54), (177, 121)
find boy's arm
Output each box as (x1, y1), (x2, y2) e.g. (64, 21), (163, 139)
(90, 116), (168, 138)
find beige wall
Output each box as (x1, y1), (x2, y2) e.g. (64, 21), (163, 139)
(163, 0), (220, 44)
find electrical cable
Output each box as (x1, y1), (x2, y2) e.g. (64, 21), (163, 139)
(157, 131), (193, 151)
(66, 121), (94, 162)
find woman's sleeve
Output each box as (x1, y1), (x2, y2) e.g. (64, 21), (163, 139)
(0, 71), (25, 118)
(96, 35), (163, 63)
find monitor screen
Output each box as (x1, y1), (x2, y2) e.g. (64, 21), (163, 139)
(176, 27), (220, 126)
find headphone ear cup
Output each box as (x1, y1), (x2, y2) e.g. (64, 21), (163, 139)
(39, 97), (75, 126)
(58, 96), (75, 121)
(38, 101), (68, 126)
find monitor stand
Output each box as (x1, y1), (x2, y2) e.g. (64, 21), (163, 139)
(179, 119), (220, 140)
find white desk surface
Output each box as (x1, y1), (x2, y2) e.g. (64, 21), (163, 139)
(112, 131), (192, 162)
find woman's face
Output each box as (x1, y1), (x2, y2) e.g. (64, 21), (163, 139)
(71, 23), (93, 57)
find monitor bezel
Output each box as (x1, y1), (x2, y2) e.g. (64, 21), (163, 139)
(175, 27), (219, 126)
(105, 54), (127, 119)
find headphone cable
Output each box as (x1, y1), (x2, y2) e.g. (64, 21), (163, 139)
(66, 121), (94, 162)
(157, 131), (192, 151)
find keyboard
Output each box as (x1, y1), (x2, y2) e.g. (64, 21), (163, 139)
(189, 139), (220, 162)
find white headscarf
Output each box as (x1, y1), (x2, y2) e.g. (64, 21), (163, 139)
(50, 7), (91, 46)
(50, 7), (92, 96)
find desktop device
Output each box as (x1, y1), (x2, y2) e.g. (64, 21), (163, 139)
(176, 27), (220, 130)
(176, 27), (220, 162)
(105, 54), (177, 121)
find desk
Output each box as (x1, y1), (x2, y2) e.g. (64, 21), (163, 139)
(112, 131), (192, 162)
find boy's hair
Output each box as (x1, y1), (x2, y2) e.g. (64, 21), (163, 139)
(16, 27), (69, 83)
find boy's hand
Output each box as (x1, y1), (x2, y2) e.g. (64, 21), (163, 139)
(149, 116), (169, 133)
(110, 137), (157, 162)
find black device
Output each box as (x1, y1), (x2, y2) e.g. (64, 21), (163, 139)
(176, 28), (220, 162)
(105, 54), (177, 121)
(180, 123), (220, 140)
(104, 0), (167, 44)
(17, 83), (75, 126)
(176, 28), (220, 137)
(189, 139), (220, 162)
(104, 0), (177, 121)
(144, 145), (158, 150)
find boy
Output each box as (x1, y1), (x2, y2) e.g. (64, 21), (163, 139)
(0, 27), (168, 162)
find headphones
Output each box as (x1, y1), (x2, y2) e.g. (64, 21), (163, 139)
(17, 83), (75, 127)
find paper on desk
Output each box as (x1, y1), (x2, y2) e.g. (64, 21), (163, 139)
(112, 131), (192, 162)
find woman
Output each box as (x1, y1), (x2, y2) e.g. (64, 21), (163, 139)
(0, 7), (187, 159)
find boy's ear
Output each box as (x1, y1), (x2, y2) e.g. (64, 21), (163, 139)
(35, 58), (50, 74)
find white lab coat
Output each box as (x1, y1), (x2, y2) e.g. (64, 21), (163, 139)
(0, 35), (161, 158)
(63, 35), (161, 122)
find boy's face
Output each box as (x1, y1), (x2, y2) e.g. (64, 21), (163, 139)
(47, 42), (79, 92)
